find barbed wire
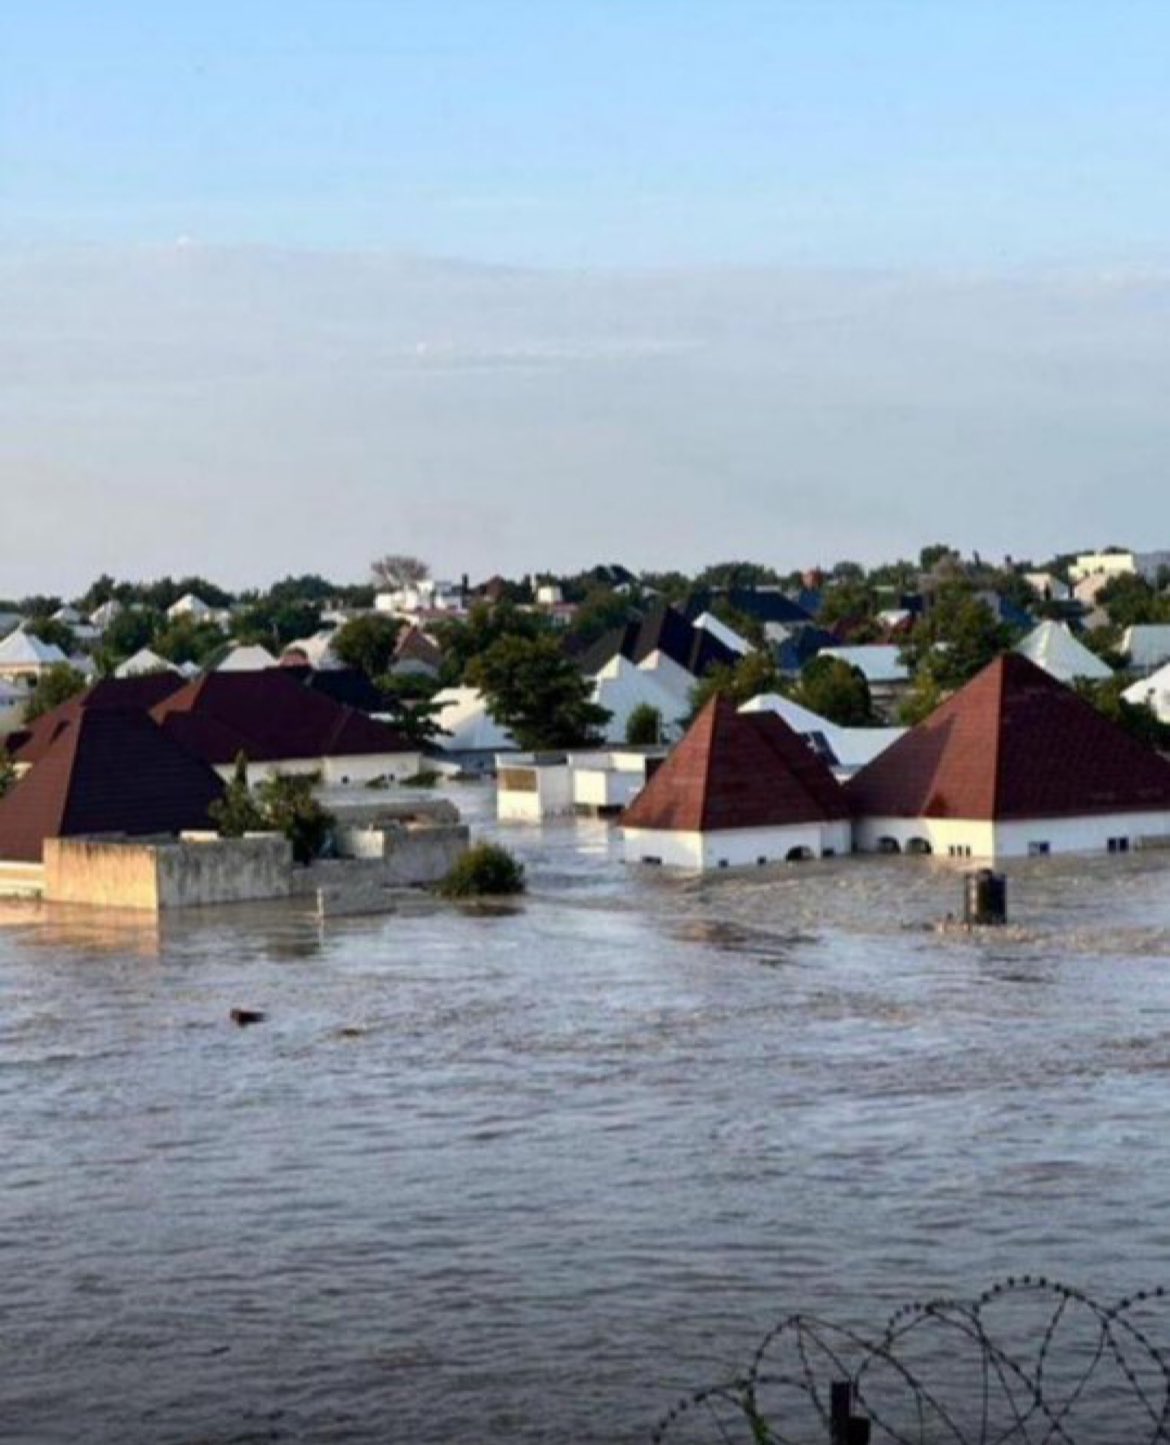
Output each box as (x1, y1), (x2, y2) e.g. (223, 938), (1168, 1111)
(652, 1276), (1170, 1444)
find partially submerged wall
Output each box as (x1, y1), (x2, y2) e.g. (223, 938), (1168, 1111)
(157, 835), (292, 907)
(44, 835), (293, 911)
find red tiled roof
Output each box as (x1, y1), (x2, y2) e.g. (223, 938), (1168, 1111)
(620, 695), (848, 833)
(845, 652), (1170, 821)
(150, 669), (414, 765)
(0, 709), (224, 863)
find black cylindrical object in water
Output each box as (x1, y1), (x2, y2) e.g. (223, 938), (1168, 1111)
(964, 868), (1007, 925)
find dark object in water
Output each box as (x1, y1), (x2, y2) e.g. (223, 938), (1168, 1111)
(965, 868), (1007, 926)
(230, 1008), (267, 1027)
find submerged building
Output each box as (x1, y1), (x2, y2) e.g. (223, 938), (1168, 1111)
(847, 654), (1170, 860)
(620, 696), (851, 869)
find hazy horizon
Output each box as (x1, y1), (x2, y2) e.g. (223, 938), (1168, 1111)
(3, 242), (1169, 598)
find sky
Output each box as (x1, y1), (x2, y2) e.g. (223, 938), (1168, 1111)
(3, 2), (1170, 594)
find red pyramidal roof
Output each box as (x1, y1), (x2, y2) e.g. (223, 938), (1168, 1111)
(621, 695), (848, 833)
(846, 652), (1170, 821)
(0, 709), (225, 863)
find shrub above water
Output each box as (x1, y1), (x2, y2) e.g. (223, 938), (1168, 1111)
(438, 842), (526, 899)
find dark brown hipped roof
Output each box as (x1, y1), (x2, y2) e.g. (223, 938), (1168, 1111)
(845, 652), (1170, 821)
(8, 673), (187, 765)
(0, 709), (225, 863)
(150, 669), (414, 765)
(620, 695), (848, 833)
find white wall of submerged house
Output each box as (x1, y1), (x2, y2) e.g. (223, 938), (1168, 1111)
(853, 812), (1170, 861)
(496, 750), (659, 821)
(622, 820), (853, 870)
(215, 752), (423, 787)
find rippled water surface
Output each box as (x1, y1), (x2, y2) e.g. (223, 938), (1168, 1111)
(5, 791), (1170, 1443)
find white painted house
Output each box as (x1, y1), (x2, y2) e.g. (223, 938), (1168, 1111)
(1015, 621), (1112, 684)
(590, 654), (689, 745)
(1122, 625), (1170, 674)
(739, 693), (905, 777)
(497, 748), (663, 822)
(115, 647), (179, 679)
(847, 654), (1170, 861)
(1123, 663), (1170, 724)
(0, 629), (70, 686)
(620, 696), (852, 870)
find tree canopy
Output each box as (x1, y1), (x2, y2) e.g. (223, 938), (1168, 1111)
(468, 634), (610, 749)
(330, 613), (403, 680)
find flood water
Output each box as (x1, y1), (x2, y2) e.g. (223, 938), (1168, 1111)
(5, 789), (1170, 1443)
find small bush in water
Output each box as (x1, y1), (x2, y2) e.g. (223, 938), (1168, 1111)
(439, 843), (526, 898)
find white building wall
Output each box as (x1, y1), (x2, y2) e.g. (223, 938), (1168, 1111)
(322, 752), (422, 785)
(573, 767), (645, 811)
(855, 811), (1170, 860)
(496, 764), (574, 821)
(622, 820), (852, 870)
(854, 816), (997, 859)
(211, 753), (422, 787)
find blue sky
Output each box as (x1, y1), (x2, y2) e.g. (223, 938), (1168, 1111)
(4, 4), (1170, 594)
(6, 1), (1170, 267)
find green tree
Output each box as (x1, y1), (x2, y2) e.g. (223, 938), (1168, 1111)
(467, 634), (611, 749)
(1074, 678), (1170, 749)
(1097, 574), (1170, 629)
(24, 664), (87, 722)
(98, 606), (165, 665)
(438, 842), (525, 898)
(432, 600), (550, 685)
(564, 588), (636, 650)
(25, 617), (75, 653)
(234, 599), (322, 650)
(209, 753), (267, 836)
(898, 672), (945, 726)
(900, 584), (1014, 693)
(254, 772), (335, 863)
(791, 656), (876, 726)
(625, 702), (664, 745)
(330, 613), (404, 679)
(154, 615), (227, 667)
(695, 560), (781, 590)
(818, 578), (878, 629)
(689, 650), (784, 714)
(919, 543), (958, 572)
(376, 675), (449, 746)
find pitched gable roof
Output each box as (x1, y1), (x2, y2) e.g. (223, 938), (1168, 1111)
(580, 602), (739, 678)
(845, 652), (1170, 822)
(620, 695), (848, 833)
(0, 709), (225, 863)
(150, 669), (413, 765)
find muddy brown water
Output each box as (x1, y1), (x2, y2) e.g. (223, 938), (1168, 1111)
(5, 793), (1170, 1442)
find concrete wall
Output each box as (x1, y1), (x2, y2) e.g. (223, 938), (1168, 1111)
(156, 835), (292, 907)
(383, 823), (468, 884)
(497, 763), (574, 821)
(45, 838), (162, 909)
(854, 811), (1170, 861)
(296, 822), (470, 914)
(0, 860), (45, 898)
(43, 835), (293, 910)
(622, 820), (852, 870)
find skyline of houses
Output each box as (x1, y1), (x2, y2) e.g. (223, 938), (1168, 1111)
(4, 541), (1170, 886)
